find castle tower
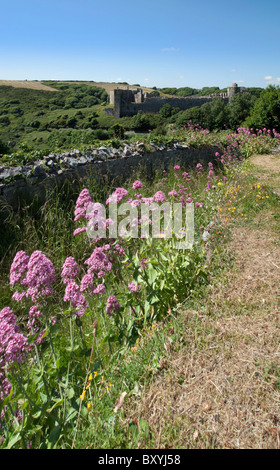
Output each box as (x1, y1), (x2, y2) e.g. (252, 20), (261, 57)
(227, 83), (239, 101)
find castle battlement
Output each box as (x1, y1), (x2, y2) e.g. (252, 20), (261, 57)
(105, 83), (248, 118)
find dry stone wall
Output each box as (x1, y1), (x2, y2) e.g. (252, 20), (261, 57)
(0, 142), (222, 211)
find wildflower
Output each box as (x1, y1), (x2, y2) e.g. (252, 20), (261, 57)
(153, 191), (166, 203)
(93, 283), (106, 295)
(141, 197), (154, 205)
(168, 190), (179, 197)
(61, 257), (79, 284)
(106, 296), (121, 316)
(73, 227), (87, 236)
(11, 251), (56, 303)
(0, 307), (28, 367)
(132, 180), (143, 190)
(87, 403), (93, 411)
(140, 257), (148, 269)
(174, 165), (180, 171)
(9, 251), (29, 286)
(128, 281), (140, 292)
(85, 247), (112, 275)
(80, 273), (94, 292)
(74, 189), (93, 222)
(64, 282), (89, 317)
(80, 390), (86, 401)
(106, 187), (128, 204)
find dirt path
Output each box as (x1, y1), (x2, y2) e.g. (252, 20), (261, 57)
(126, 153), (280, 449)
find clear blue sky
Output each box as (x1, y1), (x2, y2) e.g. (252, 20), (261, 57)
(1, 0), (280, 89)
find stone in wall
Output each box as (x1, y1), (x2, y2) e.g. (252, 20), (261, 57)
(0, 143), (223, 212)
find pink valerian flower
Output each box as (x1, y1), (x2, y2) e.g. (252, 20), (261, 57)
(85, 247), (112, 275)
(64, 281), (89, 317)
(106, 296), (121, 316)
(195, 202), (204, 207)
(73, 227), (87, 236)
(80, 273), (94, 292)
(174, 165), (180, 171)
(132, 180), (143, 190)
(27, 305), (42, 333)
(93, 284), (106, 295)
(74, 189), (93, 222)
(25, 251), (56, 302)
(153, 191), (166, 203)
(9, 251), (29, 286)
(0, 307), (28, 367)
(140, 257), (148, 269)
(131, 199), (141, 207)
(106, 187), (128, 205)
(0, 374), (12, 417)
(25, 251), (56, 288)
(128, 281), (140, 293)
(168, 190), (179, 197)
(141, 197), (154, 206)
(61, 257), (79, 284)
(10, 250), (56, 303)
(12, 291), (26, 302)
(196, 163), (204, 172)
(114, 243), (126, 256)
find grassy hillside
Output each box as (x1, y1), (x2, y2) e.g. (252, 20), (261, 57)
(0, 80), (265, 157)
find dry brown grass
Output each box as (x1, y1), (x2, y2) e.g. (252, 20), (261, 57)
(123, 154), (280, 449)
(0, 80), (58, 92)
(251, 153), (280, 195)
(0, 79), (172, 97)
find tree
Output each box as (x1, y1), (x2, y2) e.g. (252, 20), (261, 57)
(199, 98), (229, 130)
(244, 85), (280, 132)
(159, 103), (173, 118)
(110, 124), (125, 139)
(228, 93), (256, 129)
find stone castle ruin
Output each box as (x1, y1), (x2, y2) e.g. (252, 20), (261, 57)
(105, 83), (248, 118)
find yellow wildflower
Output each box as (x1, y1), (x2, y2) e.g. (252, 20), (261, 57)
(87, 403), (93, 412)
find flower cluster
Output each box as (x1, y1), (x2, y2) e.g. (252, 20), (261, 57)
(61, 257), (79, 284)
(10, 250), (56, 303)
(64, 281), (89, 317)
(106, 296), (121, 316)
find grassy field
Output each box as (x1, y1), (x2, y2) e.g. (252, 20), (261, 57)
(0, 80), (59, 92)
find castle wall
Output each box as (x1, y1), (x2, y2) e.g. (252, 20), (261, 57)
(115, 95), (228, 117)
(109, 83), (244, 118)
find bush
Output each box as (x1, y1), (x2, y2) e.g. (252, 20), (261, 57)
(244, 85), (280, 132)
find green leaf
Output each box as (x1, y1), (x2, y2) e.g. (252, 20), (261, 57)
(6, 433), (21, 449)
(148, 265), (158, 284)
(3, 386), (13, 406)
(47, 424), (61, 449)
(46, 399), (64, 414)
